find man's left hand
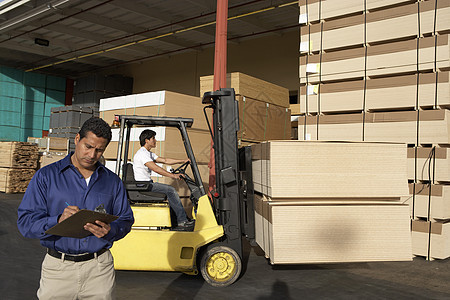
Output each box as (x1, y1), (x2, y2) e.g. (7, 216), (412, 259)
(84, 220), (111, 238)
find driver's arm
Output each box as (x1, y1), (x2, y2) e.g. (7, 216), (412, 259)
(155, 157), (190, 166)
(144, 161), (181, 179)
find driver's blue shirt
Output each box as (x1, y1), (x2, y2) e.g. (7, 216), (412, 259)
(17, 153), (134, 254)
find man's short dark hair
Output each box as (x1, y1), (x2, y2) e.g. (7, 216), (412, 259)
(79, 117), (112, 144)
(139, 129), (156, 146)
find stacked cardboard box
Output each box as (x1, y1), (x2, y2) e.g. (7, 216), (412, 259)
(0, 66), (66, 142)
(0, 142), (38, 193)
(48, 105), (97, 153)
(251, 141), (412, 264)
(200, 72), (291, 143)
(298, 0), (450, 260)
(73, 74), (133, 108)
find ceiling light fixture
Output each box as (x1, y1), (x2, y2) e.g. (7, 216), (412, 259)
(34, 37), (49, 46)
(0, 0), (68, 32)
(0, 0), (31, 15)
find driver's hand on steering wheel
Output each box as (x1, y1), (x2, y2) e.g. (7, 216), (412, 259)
(171, 173), (185, 180)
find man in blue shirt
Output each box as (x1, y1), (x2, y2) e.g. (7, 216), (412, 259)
(18, 117), (134, 300)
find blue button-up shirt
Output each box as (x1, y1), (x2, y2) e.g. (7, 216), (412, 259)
(17, 153), (134, 254)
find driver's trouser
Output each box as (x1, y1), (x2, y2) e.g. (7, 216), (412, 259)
(149, 181), (188, 224)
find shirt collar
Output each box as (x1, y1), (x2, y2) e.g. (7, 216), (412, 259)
(59, 152), (107, 174)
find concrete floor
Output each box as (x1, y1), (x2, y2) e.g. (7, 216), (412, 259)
(2, 192), (450, 300)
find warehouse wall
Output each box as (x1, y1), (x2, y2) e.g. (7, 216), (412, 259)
(104, 29), (299, 97)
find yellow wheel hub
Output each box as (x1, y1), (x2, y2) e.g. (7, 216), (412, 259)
(206, 252), (236, 282)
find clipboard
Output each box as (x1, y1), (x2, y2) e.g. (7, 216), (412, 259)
(45, 209), (118, 238)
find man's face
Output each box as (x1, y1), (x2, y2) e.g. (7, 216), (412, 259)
(146, 136), (157, 149)
(73, 131), (108, 171)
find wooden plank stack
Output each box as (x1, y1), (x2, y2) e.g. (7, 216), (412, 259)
(252, 141), (412, 264)
(0, 142), (38, 193)
(200, 72), (291, 143)
(298, 0), (450, 260)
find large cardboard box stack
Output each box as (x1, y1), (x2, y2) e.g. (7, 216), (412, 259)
(251, 140), (412, 264)
(48, 105), (97, 153)
(298, 0), (450, 260)
(200, 72), (291, 143)
(0, 142), (38, 193)
(99, 90), (211, 199)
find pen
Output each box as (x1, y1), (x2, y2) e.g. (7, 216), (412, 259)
(65, 202), (70, 207)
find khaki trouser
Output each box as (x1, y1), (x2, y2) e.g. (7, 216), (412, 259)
(37, 250), (115, 300)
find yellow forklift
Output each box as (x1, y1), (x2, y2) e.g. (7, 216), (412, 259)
(110, 89), (255, 287)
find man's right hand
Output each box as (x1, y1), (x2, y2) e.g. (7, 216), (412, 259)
(59, 205), (80, 223)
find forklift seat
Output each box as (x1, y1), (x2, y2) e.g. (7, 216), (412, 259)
(123, 163), (167, 203)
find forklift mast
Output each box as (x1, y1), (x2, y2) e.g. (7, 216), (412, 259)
(202, 88), (255, 260)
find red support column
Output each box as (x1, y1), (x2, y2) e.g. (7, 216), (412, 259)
(213, 0), (228, 91)
(209, 0), (228, 195)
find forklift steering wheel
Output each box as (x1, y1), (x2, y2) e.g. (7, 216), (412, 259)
(171, 161), (190, 175)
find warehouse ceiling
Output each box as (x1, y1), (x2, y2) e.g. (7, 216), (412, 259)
(0, 0), (299, 78)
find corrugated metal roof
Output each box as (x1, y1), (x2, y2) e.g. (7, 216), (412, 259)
(0, 0), (299, 77)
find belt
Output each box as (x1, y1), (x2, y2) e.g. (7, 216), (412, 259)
(47, 248), (107, 262)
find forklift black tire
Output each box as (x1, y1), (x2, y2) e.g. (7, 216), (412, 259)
(200, 245), (242, 287)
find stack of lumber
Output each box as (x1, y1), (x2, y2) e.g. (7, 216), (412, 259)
(298, 0), (450, 260)
(251, 141), (412, 264)
(0, 142), (38, 193)
(27, 137), (68, 169)
(200, 72), (291, 143)
(99, 90), (211, 199)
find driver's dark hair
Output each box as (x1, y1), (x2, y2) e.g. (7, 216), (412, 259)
(78, 117), (112, 145)
(139, 129), (156, 146)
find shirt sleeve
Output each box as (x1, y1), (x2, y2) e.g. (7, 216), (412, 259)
(17, 170), (59, 239)
(150, 152), (158, 162)
(137, 148), (154, 164)
(101, 178), (134, 243)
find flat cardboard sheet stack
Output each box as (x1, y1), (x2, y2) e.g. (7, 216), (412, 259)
(408, 150), (450, 259)
(200, 72), (291, 142)
(99, 90), (211, 205)
(411, 220), (450, 260)
(251, 140), (412, 264)
(27, 136), (68, 168)
(299, 109), (450, 145)
(298, 0), (450, 260)
(299, 1), (450, 115)
(0, 142), (38, 193)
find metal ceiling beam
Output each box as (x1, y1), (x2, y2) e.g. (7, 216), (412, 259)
(110, 0), (216, 38)
(237, 14), (281, 34)
(1, 30), (145, 64)
(43, 24), (150, 57)
(0, 42), (109, 70)
(54, 7), (201, 52)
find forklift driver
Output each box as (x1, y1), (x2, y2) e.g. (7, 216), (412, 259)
(133, 129), (195, 231)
